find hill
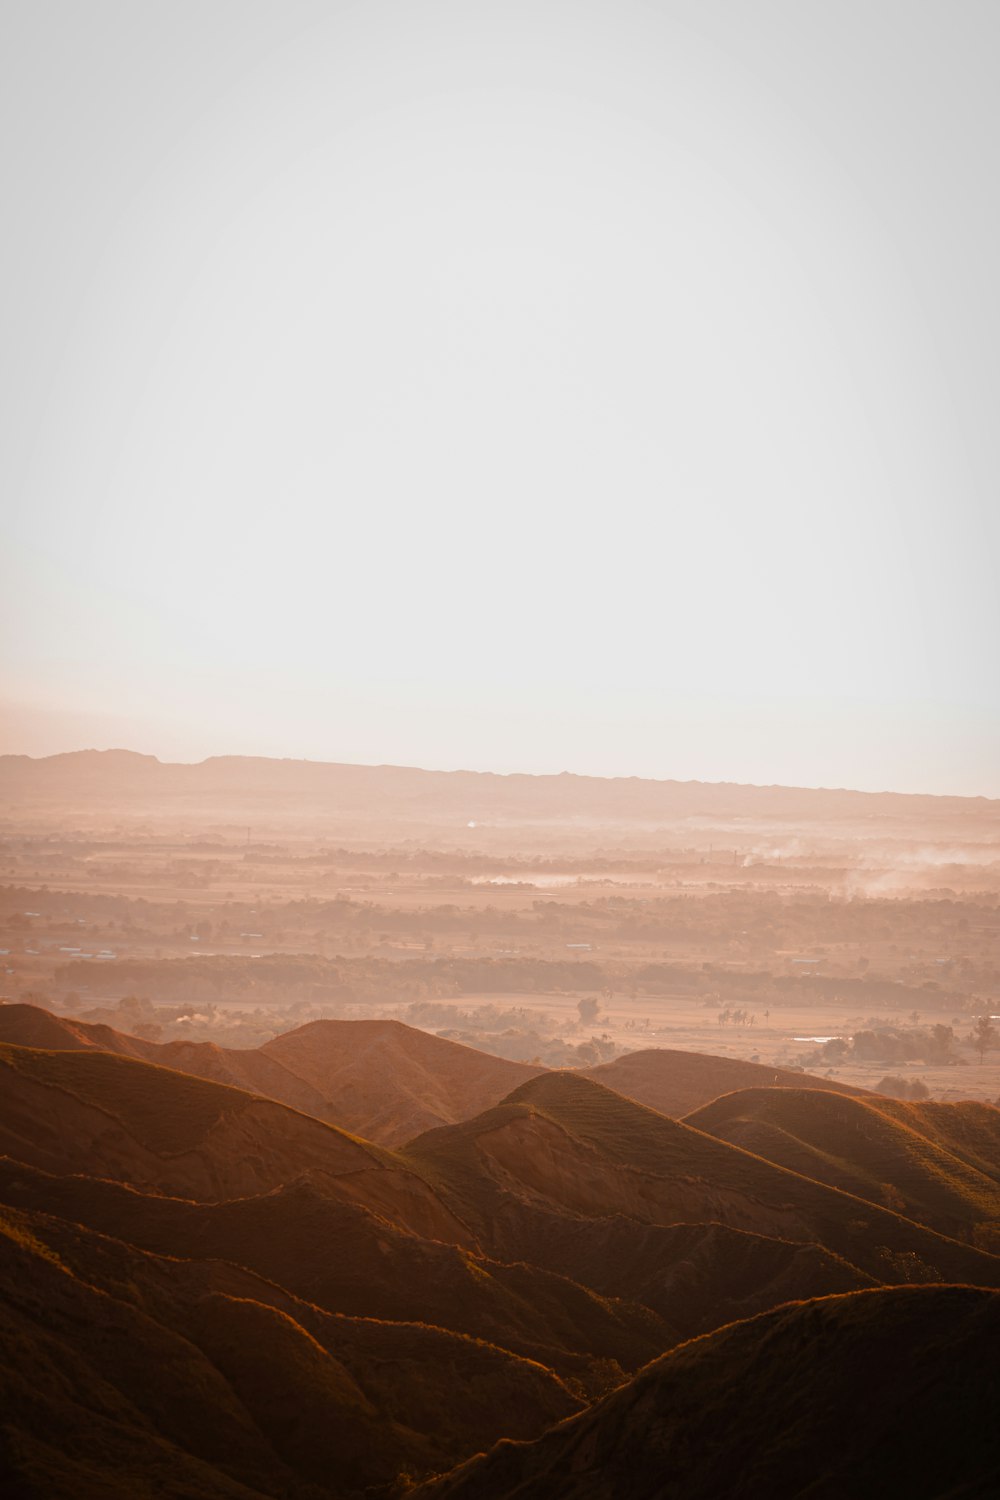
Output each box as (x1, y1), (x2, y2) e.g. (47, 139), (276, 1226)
(468, 1209), (876, 1339)
(0, 1043), (468, 1244)
(403, 1071), (1000, 1285)
(687, 1087), (1000, 1242)
(262, 1018), (544, 1143)
(0, 1004), (335, 1121)
(0, 1005), (543, 1146)
(411, 1284), (1000, 1499)
(3, 1040), (1000, 1494)
(583, 1046), (867, 1118)
(0, 1004), (870, 1150)
(0, 1158), (666, 1389)
(0, 1197), (579, 1499)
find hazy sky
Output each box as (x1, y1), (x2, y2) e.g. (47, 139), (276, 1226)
(3, 1), (999, 795)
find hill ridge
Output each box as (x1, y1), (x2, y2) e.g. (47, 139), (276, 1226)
(410, 1284), (1000, 1499)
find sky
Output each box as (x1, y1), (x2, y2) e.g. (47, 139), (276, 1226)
(2, 1), (999, 796)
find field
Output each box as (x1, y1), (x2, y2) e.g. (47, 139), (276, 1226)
(2, 753), (999, 1101)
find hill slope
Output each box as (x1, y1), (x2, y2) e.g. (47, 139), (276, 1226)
(0, 1006), (545, 1146)
(687, 1087), (1000, 1241)
(0, 1158), (665, 1388)
(261, 1018), (544, 1144)
(0, 1198), (579, 1499)
(0, 1004), (338, 1123)
(0, 1043), (469, 1244)
(4, 1037), (1000, 1495)
(403, 1071), (1000, 1285)
(584, 1046), (867, 1118)
(412, 1285), (1000, 1500)
(0, 1005), (871, 1149)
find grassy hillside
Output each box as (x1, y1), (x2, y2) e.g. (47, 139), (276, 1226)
(0, 1159), (664, 1389)
(0, 1004), (344, 1123)
(0, 1198), (581, 1498)
(478, 1207), (875, 1337)
(404, 1071), (1000, 1285)
(0, 1005), (546, 1146)
(0, 1040), (256, 1155)
(0, 1043), (470, 1244)
(5, 1030), (1000, 1496)
(412, 1285), (1000, 1499)
(585, 1046), (867, 1117)
(687, 1087), (1000, 1241)
(262, 1018), (544, 1144)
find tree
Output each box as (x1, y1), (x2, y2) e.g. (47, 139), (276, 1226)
(973, 1015), (997, 1064)
(927, 1024), (955, 1063)
(576, 996), (600, 1026)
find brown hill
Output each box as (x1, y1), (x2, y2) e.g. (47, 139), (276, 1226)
(0, 1005), (868, 1154)
(403, 1071), (1000, 1286)
(0, 1198), (579, 1499)
(9, 1010), (1000, 1496)
(0, 1005), (545, 1146)
(0, 1158), (665, 1390)
(0, 1003), (335, 1121)
(262, 1018), (545, 1144)
(412, 1284), (1000, 1499)
(473, 1208), (875, 1340)
(0, 1043), (468, 1244)
(583, 1046), (866, 1118)
(686, 1087), (1000, 1242)
(0, 1150), (878, 1376)
(885, 1097), (1000, 1185)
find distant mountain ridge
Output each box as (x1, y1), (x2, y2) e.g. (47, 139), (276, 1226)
(2, 747), (994, 822)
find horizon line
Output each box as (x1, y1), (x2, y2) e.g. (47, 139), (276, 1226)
(3, 745), (996, 805)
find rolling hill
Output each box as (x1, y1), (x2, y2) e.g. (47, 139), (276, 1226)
(402, 1071), (1000, 1285)
(0, 1004), (337, 1123)
(0, 1008), (548, 1146)
(0, 1003), (872, 1147)
(261, 1018), (544, 1143)
(584, 1045), (867, 1118)
(3, 1035), (999, 1495)
(0, 1197), (580, 1499)
(687, 1086), (1000, 1242)
(0, 1005), (547, 1145)
(410, 1284), (1000, 1499)
(0, 1158), (665, 1389)
(0, 1042), (470, 1244)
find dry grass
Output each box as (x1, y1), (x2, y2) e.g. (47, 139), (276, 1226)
(687, 1086), (1000, 1237)
(404, 1071), (1000, 1286)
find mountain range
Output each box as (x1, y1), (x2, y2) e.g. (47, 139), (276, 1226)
(3, 748), (996, 827)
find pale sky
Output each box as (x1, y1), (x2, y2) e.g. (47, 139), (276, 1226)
(2, 1), (999, 796)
